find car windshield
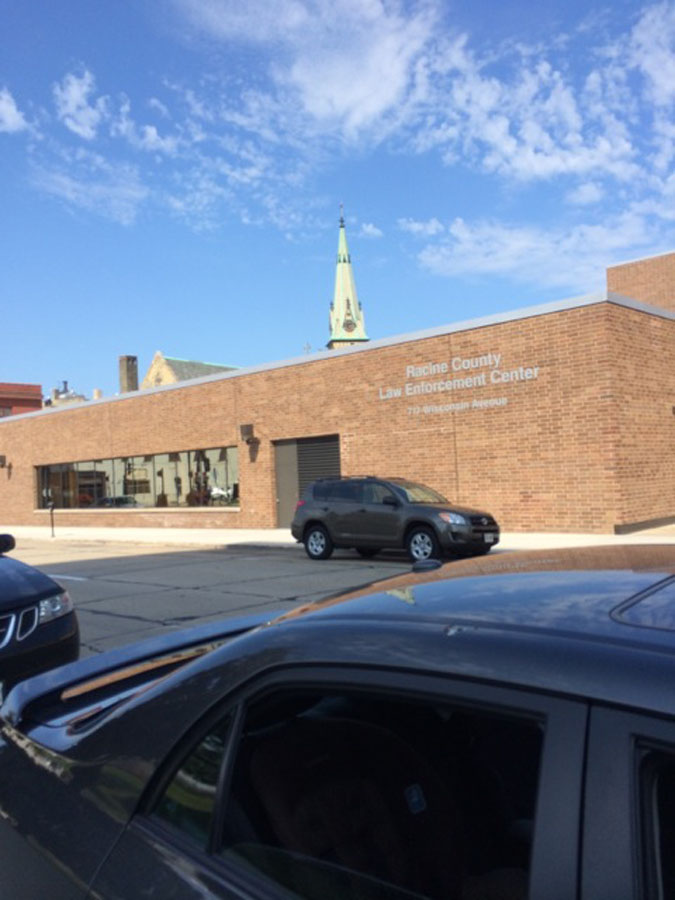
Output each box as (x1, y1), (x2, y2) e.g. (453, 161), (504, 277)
(394, 481), (449, 504)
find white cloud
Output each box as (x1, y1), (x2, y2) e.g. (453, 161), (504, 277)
(174, 0), (436, 138)
(21, 1), (675, 253)
(164, 0), (675, 204)
(360, 222), (383, 238)
(282, 8), (433, 136)
(165, 171), (231, 229)
(148, 97), (170, 118)
(176, 0), (311, 42)
(0, 87), (28, 133)
(31, 151), (148, 225)
(416, 214), (655, 293)
(111, 98), (179, 154)
(53, 70), (108, 139)
(398, 216), (444, 236)
(629, 2), (675, 106)
(565, 182), (604, 205)
(407, 33), (642, 184)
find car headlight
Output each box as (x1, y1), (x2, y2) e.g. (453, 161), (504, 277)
(438, 511), (468, 526)
(39, 591), (74, 624)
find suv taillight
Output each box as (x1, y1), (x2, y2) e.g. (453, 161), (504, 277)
(295, 499), (306, 511)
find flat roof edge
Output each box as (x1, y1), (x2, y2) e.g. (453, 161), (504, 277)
(606, 292), (675, 320)
(3, 290), (672, 424)
(607, 248), (675, 269)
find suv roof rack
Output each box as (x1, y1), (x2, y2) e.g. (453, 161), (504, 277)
(313, 475), (378, 482)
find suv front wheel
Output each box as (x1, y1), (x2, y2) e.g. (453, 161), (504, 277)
(304, 524), (334, 560)
(406, 526), (440, 562)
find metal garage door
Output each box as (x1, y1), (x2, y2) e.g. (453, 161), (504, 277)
(274, 434), (341, 527)
(297, 435), (341, 493)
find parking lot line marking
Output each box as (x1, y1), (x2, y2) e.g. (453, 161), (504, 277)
(46, 573), (89, 582)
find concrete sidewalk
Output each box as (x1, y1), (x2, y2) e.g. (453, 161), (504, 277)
(3, 522), (675, 552)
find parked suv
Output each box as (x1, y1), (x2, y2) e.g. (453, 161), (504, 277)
(291, 476), (499, 561)
(0, 534), (80, 692)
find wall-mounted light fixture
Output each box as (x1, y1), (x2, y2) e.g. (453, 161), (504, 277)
(239, 424), (259, 446)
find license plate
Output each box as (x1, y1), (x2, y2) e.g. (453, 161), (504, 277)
(484, 533), (496, 543)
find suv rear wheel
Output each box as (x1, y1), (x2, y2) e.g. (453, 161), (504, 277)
(304, 524), (333, 560)
(406, 526), (440, 562)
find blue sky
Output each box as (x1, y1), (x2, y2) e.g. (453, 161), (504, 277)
(2, 0), (674, 398)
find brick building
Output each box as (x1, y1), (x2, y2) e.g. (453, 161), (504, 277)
(0, 383), (42, 417)
(0, 249), (674, 535)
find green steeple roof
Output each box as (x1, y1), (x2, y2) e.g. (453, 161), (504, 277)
(328, 211), (369, 348)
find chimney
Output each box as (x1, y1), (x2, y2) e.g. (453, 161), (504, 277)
(119, 355), (138, 393)
(92, 388), (103, 400)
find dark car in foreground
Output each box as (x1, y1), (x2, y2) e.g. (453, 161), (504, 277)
(2, 545), (675, 899)
(0, 534), (79, 692)
(291, 475), (499, 560)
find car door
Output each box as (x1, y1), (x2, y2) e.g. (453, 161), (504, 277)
(322, 480), (365, 543)
(352, 480), (402, 547)
(89, 666), (586, 900)
(582, 706), (675, 900)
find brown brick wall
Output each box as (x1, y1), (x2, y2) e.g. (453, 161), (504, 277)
(605, 304), (675, 527)
(0, 299), (672, 533)
(607, 252), (675, 312)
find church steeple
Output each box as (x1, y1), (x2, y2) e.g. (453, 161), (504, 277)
(327, 207), (369, 349)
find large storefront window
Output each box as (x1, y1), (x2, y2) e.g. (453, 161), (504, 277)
(36, 447), (239, 510)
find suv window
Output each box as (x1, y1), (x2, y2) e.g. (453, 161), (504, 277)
(363, 481), (398, 504)
(220, 688), (542, 900)
(312, 481), (331, 501)
(394, 480), (448, 504)
(324, 480), (363, 502)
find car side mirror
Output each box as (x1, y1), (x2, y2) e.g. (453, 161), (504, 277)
(382, 495), (399, 507)
(0, 534), (16, 554)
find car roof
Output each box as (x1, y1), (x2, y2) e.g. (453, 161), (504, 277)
(275, 545), (675, 649)
(263, 545), (675, 713)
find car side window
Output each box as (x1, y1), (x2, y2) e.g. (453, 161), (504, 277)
(641, 750), (675, 898)
(327, 481), (363, 502)
(218, 688), (543, 900)
(364, 482), (397, 504)
(153, 715), (232, 847)
(313, 482), (330, 501)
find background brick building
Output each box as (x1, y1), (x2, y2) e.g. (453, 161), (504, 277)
(0, 383), (42, 418)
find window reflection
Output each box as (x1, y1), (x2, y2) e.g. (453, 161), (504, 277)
(36, 447), (239, 510)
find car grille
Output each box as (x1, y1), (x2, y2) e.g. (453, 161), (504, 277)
(0, 606), (39, 650)
(469, 514), (498, 534)
(0, 613), (16, 649)
(17, 607), (38, 641)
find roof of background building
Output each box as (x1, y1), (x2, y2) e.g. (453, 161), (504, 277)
(0, 383), (42, 397)
(162, 356), (238, 381)
(139, 351), (238, 389)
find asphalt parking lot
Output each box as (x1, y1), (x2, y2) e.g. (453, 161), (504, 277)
(11, 540), (413, 657)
